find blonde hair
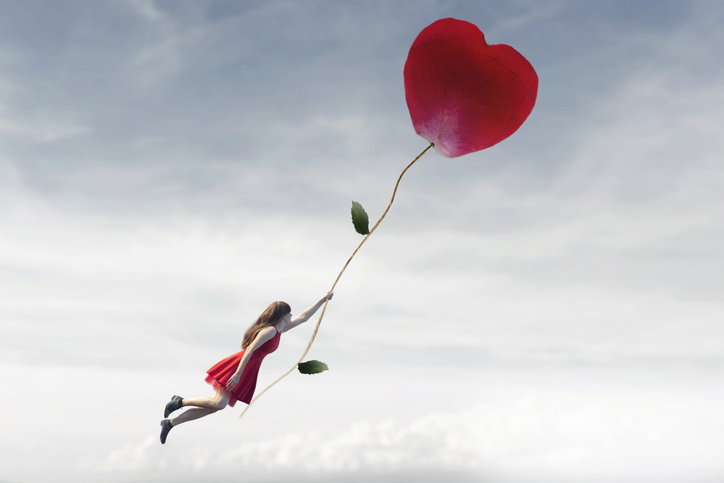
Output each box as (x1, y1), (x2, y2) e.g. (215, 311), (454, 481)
(241, 301), (290, 349)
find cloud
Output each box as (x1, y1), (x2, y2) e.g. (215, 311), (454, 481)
(78, 383), (724, 482)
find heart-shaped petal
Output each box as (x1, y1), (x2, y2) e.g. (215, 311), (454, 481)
(404, 18), (538, 158)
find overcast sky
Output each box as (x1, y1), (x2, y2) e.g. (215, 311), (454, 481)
(1, 1), (723, 482)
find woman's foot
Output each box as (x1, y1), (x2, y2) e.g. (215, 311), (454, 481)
(164, 395), (184, 418)
(160, 419), (173, 444)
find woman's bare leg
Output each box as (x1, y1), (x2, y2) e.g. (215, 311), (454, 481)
(180, 387), (231, 410)
(171, 407), (217, 426)
(169, 388), (230, 427)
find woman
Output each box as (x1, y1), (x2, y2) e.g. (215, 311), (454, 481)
(160, 291), (334, 444)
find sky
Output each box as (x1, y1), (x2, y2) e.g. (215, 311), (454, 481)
(0, 0), (723, 482)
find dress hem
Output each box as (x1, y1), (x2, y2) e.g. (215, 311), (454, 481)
(204, 375), (246, 407)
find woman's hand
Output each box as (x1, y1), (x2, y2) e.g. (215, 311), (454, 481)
(290, 292), (335, 331)
(226, 373), (241, 392)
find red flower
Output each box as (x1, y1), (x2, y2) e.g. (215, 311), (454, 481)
(404, 18), (538, 158)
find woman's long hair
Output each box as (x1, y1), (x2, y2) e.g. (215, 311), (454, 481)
(241, 301), (291, 349)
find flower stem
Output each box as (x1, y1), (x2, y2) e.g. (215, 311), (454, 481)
(239, 142), (434, 420)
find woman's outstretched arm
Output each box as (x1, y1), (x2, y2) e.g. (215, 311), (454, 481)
(284, 292), (334, 333)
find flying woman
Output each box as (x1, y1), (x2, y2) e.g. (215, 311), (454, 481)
(160, 291), (334, 443)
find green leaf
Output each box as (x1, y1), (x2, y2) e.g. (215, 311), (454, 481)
(351, 201), (370, 235)
(298, 360), (329, 375)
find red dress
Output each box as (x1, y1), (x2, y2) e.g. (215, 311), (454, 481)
(204, 326), (281, 407)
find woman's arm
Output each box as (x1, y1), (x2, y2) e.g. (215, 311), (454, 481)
(226, 326), (277, 391)
(283, 292), (334, 333)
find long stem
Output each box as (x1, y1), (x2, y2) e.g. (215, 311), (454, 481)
(239, 142), (434, 420)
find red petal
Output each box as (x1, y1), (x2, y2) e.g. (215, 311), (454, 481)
(404, 18), (538, 158)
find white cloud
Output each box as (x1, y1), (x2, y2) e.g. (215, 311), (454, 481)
(78, 380), (724, 482)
